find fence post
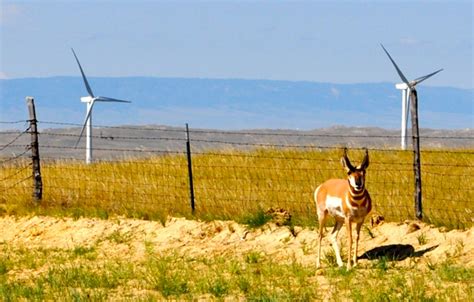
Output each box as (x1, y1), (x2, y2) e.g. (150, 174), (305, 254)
(26, 97), (42, 202)
(185, 123), (195, 213)
(409, 89), (422, 220)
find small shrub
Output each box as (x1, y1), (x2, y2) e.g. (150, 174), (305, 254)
(96, 209), (109, 220)
(373, 256), (390, 272)
(237, 276), (251, 293)
(242, 209), (272, 228)
(106, 230), (130, 244)
(245, 251), (262, 264)
(146, 256), (189, 298)
(208, 275), (230, 298)
(71, 208), (85, 220)
(73, 246), (95, 256)
(322, 248), (344, 268)
(0, 260), (8, 275)
(417, 233), (428, 245)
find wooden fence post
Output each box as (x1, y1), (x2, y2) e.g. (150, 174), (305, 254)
(26, 97), (42, 202)
(185, 123), (195, 213)
(409, 89), (422, 219)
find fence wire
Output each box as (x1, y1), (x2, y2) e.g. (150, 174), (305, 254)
(0, 120), (473, 228)
(0, 124), (32, 198)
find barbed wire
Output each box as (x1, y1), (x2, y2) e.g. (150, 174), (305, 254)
(0, 147), (31, 166)
(0, 175), (32, 192)
(0, 120), (29, 124)
(0, 131), (29, 135)
(17, 132), (473, 156)
(38, 144), (187, 155)
(37, 132), (187, 142)
(188, 129), (474, 140)
(0, 127), (30, 151)
(0, 119), (472, 229)
(3, 141), (470, 168)
(0, 163), (32, 182)
(423, 170), (474, 177)
(33, 120), (474, 140)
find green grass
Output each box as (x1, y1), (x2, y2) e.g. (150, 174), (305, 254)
(437, 260), (474, 282)
(0, 242), (472, 301)
(105, 230), (132, 244)
(242, 208), (273, 228)
(417, 232), (428, 245)
(0, 148), (472, 228)
(72, 245), (97, 260)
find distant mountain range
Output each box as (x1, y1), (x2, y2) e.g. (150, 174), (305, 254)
(0, 77), (472, 130)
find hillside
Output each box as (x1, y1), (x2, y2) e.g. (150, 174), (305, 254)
(1, 77), (472, 130)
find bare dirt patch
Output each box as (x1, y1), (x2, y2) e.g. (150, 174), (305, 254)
(1, 215), (472, 268)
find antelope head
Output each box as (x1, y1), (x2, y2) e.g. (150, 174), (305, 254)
(341, 148), (369, 192)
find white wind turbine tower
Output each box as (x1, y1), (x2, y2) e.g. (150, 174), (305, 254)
(381, 44), (443, 150)
(71, 48), (131, 164)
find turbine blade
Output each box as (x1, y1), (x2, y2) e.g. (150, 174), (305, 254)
(380, 44), (410, 86)
(71, 48), (95, 98)
(96, 96), (131, 103)
(75, 101), (96, 147)
(413, 69), (443, 86)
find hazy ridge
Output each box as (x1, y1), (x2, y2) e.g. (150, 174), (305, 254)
(1, 77), (472, 130)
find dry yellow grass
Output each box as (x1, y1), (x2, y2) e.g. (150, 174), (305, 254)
(0, 148), (472, 228)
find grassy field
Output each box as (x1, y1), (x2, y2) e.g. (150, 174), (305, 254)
(0, 148), (473, 228)
(1, 238), (472, 301)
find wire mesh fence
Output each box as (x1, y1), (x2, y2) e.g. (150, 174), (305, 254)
(0, 119), (473, 228)
(0, 122), (33, 203)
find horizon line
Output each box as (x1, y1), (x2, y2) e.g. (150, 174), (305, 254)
(1, 75), (471, 90)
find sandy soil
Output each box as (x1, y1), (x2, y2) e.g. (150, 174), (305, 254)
(0, 215), (472, 268)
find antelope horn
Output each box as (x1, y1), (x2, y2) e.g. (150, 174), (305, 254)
(360, 148), (369, 169)
(341, 148), (355, 172)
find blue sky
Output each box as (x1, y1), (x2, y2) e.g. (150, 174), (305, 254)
(0, 0), (472, 88)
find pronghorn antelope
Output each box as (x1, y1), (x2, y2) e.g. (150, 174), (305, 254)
(314, 148), (371, 269)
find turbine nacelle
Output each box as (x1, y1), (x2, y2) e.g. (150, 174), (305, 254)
(395, 83), (409, 90)
(80, 96), (94, 103)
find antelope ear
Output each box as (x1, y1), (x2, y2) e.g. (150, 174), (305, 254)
(341, 148), (355, 172)
(360, 148), (369, 170)
(341, 157), (351, 173)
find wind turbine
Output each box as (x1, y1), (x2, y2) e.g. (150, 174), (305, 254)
(380, 44), (443, 150)
(71, 48), (131, 164)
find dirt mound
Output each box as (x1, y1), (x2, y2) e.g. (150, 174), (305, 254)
(0, 216), (472, 267)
